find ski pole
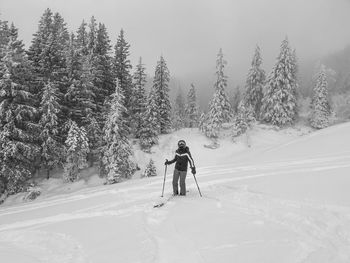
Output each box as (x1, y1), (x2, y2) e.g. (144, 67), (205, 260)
(161, 164), (167, 197)
(192, 173), (202, 197)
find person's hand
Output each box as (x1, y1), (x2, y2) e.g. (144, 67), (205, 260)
(164, 159), (169, 165)
(191, 167), (196, 175)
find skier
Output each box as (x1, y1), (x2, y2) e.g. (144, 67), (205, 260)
(165, 140), (196, 196)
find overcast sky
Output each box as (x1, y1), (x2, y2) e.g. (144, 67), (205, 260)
(1, 0), (350, 99)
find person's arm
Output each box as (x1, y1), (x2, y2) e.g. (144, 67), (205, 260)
(165, 153), (178, 165)
(187, 150), (196, 174)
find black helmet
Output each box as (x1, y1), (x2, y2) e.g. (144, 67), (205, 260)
(178, 140), (186, 148)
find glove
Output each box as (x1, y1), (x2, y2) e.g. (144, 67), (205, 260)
(191, 167), (196, 175)
(164, 159), (169, 165)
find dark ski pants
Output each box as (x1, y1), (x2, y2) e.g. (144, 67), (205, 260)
(173, 169), (187, 195)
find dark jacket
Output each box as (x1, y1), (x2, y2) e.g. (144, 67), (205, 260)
(168, 146), (195, 171)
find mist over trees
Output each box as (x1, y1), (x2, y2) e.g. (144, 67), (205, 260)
(322, 46), (350, 94)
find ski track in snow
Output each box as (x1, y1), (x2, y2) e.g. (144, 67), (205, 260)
(1, 152), (350, 262)
(212, 186), (350, 263)
(0, 230), (89, 263)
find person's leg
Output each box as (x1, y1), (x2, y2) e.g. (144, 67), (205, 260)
(172, 169), (180, 195)
(179, 170), (187, 195)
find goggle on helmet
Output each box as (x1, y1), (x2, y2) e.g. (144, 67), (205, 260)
(178, 140), (186, 148)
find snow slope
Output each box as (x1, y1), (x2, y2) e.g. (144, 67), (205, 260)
(1, 123), (350, 263)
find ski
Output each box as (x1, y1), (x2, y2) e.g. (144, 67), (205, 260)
(153, 202), (165, 208)
(153, 195), (175, 208)
(153, 191), (192, 208)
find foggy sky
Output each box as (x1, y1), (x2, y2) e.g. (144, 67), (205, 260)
(1, 0), (350, 102)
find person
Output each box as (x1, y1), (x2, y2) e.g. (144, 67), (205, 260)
(165, 140), (196, 196)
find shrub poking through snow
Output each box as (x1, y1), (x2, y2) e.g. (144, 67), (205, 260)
(143, 159), (157, 177)
(23, 184), (41, 201)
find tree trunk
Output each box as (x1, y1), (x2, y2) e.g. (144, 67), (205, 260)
(46, 169), (50, 180)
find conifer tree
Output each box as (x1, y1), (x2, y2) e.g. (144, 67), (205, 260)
(206, 92), (223, 138)
(92, 23), (115, 108)
(198, 112), (209, 135)
(66, 33), (81, 82)
(114, 29), (133, 125)
(205, 49), (232, 138)
(87, 16), (97, 54)
(67, 21), (111, 165)
(65, 53), (102, 166)
(51, 12), (69, 83)
(63, 121), (89, 182)
(27, 9), (69, 94)
(232, 102), (255, 138)
(0, 22), (20, 59)
(39, 82), (63, 179)
(132, 57), (147, 137)
(65, 56), (96, 126)
(244, 45), (265, 118)
(101, 83), (135, 183)
(172, 87), (186, 130)
(139, 87), (160, 152)
(0, 20), (10, 54)
(27, 9), (69, 139)
(231, 86), (242, 114)
(143, 159), (157, 177)
(291, 49), (298, 81)
(309, 65), (331, 129)
(185, 84), (199, 128)
(76, 20), (88, 56)
(153, 55), (172, 133)
(0, 29), (40, 194)
(27, 8), (53, 83)
(260, 38), (298, 127)
(79, 57), (101, 165)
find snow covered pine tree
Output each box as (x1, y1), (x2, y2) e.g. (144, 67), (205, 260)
(232, 102), (255, 142)
(185, 84), (200, 128)
(0, 23), (40, 194)
(205, 48), (232, 138)
(153, 55), (172, 134)
(260, 37), (298, 127)
(172, 87), (186, 130)
(244, 45), (265, 119)
(309, 65), (331, 129)
(143, 159), (157, 177)
(101, 83), (135, 184)
(39, 81), (63, 179)
(63, 121), (89, 182)
(114, 29), (133, 128)
(139, 86), (160, 152)
(132, 57), (147, 138)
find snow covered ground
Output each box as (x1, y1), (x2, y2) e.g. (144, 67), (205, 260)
(1, 123), (350, 263)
